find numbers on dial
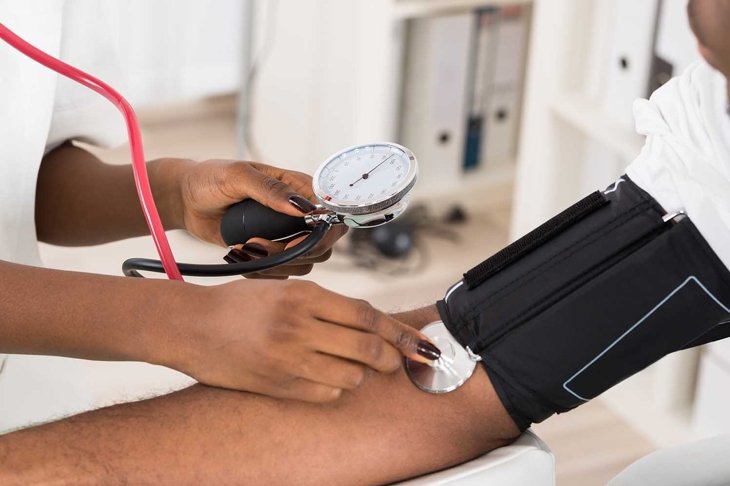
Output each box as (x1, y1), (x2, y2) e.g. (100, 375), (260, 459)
(316, 144), (414, 208)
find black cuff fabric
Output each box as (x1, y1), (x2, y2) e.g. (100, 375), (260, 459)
(438, 177), (730, 430)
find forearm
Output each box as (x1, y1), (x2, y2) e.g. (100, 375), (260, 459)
(35, 142), (188, 245)
(0, 259), (193, 364)
(0, 306), (519, 485)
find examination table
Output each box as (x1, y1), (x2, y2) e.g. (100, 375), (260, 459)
(397, 429), (555, 485)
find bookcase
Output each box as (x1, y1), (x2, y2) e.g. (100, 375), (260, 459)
(244, 0), (532, 214)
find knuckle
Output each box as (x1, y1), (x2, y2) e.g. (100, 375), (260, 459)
(320, 387), (343, 402)
(297, 360), (313, 379)
(278, 280), (307, 304)
(357, 301), (380, 333)
(257, 355), (286, 380)
(272, 376), (297, 393)
(358, 336), (384, 363)
(267, 316), (301, 343)
(289, 170), (313, 185)
(343, 367), (366, 389)
(382, 347), (402, 372)
(219, 163), (250, 193)
(226, 161), (251, 178)
(260, 176), (291, 197)
(302, 384), (341, 403)
(298, 280), (321, 298)
(395, 329), (418, 351)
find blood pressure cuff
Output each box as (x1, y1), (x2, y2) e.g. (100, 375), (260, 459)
(437, 176), (730, 431)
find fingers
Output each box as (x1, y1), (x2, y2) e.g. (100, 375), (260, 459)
(226, 164), (315, 217)
(294, 352), (370, 390)
(305, 320), (402, 373)
(253, 265), (314, 278)
(311, 288), (439, 364)
(283, 225), (348, 260)
(249, 162), (316, 199)
(231, 239), (318, 278)
(244, 237), (334, 264)
(269, 377), (343, 403)
(229, 234), (335, 279)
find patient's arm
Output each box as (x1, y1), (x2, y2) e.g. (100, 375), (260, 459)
(0, 305), (519, 485)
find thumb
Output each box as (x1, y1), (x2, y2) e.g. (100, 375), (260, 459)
(233, 165), (317, 217)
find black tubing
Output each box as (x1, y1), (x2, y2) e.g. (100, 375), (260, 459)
(122, 221), (329, 277)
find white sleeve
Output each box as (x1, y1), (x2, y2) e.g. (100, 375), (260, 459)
(626, 61), (730, 270)
(45, 0), (127, 153)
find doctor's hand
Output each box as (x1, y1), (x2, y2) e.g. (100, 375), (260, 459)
(156, 158), (347, 278)
(163, 279), (440, 402)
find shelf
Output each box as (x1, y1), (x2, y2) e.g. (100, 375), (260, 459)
(394, 0), (533, 19)
(412, 160), (516, 215)
(550, 93), (645, 162)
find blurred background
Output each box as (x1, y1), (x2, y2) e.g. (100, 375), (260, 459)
(22, 0), (730, 483)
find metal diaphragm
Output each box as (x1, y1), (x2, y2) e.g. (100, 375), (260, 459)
(404, 320), (478, 394)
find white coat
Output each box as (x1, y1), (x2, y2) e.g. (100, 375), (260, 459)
(0, 0), (124, 431)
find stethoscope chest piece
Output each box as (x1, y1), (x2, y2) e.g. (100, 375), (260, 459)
(405, 320), (480, 394)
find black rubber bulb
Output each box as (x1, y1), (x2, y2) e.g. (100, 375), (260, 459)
(220, 199), (311, 246)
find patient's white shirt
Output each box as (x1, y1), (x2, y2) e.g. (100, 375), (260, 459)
(627, 60), (730, 270)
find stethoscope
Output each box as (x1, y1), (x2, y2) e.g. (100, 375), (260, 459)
(0, 22), (418, 280)
(0, 21), (477, 394)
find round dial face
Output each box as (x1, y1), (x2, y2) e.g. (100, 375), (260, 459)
(313, 143), (417, 215)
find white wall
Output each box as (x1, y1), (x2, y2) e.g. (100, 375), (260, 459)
(247, 0), (401, 174)
(109, 0), (246, 106)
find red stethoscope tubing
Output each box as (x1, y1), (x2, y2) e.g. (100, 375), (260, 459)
(0, 22), (183, 281)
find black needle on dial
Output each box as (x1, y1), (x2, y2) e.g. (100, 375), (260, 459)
(349, 154), (395, 187)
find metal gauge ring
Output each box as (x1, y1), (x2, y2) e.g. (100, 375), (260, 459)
(405, 321), (479, 394)
(312, 142), (418, 228)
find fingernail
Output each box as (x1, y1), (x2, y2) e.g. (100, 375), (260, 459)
(289, 194), (317, 214)
(242, 243), (268, 257)
(417, 340), (442, 361)
(224, 249), (251, 263)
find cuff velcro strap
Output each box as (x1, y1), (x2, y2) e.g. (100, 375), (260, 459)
(464, 190), (609, 289)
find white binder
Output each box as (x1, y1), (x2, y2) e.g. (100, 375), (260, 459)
(484, 88), (522, 165)
(579, 0), (659, 195)
(399, 13), (475, 192)
(482, 6), (529, 166)
(601, 0), (659, 129)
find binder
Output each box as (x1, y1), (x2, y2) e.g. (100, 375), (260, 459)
(601, 0), (659, 129)
(474, 6), (529, 165)
(463, 8), (499, 171)
(578, 0), (659, 194)
(484, 87), (522, 165)
(399, 12), (475, 190)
